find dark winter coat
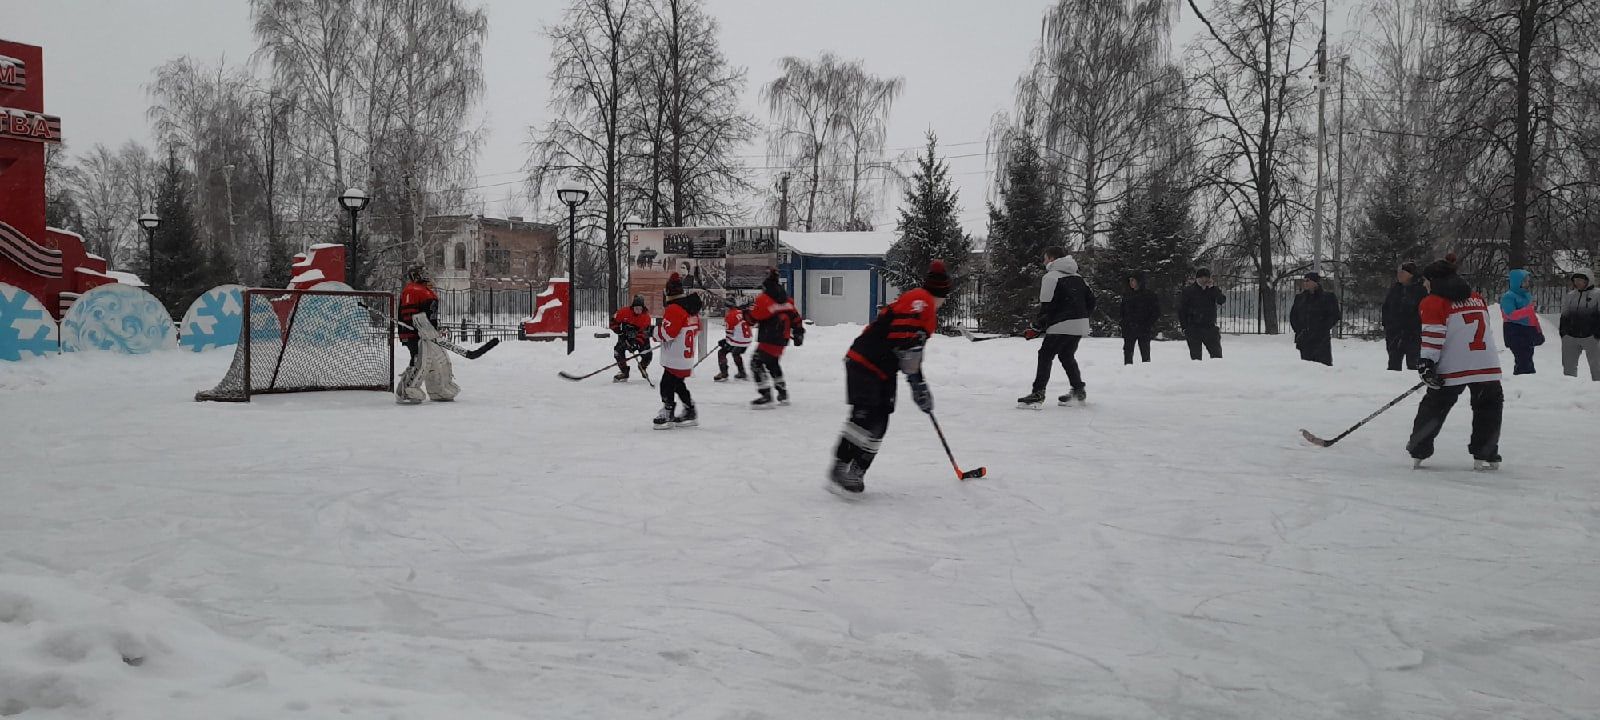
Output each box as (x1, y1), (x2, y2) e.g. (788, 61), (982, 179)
(1177, 282), (1225, 331)
(1381, 278), (1425, 343)
(1119, 272), (1160, 338)
(1290, 287), (1341, 345)
(1560, 280), (1600, 339)
(1036, 256), (1096, 336)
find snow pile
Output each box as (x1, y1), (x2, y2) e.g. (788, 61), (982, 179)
(0, 573), (520, 720)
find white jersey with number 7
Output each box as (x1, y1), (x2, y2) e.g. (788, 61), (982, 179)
(1419, 292), (1502, 386)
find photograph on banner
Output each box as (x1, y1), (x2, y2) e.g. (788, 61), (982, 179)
(725, 227), (779, 289)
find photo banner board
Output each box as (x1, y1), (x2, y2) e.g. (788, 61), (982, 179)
(626, 226), (777, 315)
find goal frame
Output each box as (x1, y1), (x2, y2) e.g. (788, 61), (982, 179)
(206, 287), (395, 402)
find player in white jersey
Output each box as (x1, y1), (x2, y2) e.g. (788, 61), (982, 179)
(652, 273), (704, 429)
(1407, 255), (1504, 470)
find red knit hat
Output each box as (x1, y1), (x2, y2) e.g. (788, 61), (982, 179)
(924, 259), (952, 298)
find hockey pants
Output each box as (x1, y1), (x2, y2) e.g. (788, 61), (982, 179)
(753, 349), (786, 397)
(717, 343), (747, 375)
(659, 372), (692, 408)
(835, 362), (896, 474)
(1406, 381), (1502, 461)
(398, 316), (459, 403)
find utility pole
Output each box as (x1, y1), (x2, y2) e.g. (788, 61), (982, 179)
(1310, 0), (1329, 276)
(777, 173), (791, 231)
(222, 163), (237, 279)
(1332, 56), (1348, 297)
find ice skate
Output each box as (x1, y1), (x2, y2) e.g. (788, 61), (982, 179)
(612, 370), (629, 383)
(672, 404), (699, 428)
(713, 371), (729, 382)
(735, 371), (749, 380)
(1413, 458), (1425, 470)
(752, 390), (776, 409)
(1474, 456), (1501, 472)
(652, 404), (675, 429)
(1059, 386), (1087, 406)
(776, 382), (790, 406)
(827, 461), (864, 497)
(1016, 391), (1045, 409)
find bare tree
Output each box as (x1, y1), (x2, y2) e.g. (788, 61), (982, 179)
(763, 53), (903, 231)
(624, 0), (757, 227)
(1017, 0), (1181, 248)
(528, 0), (640, 312)
(1187, 0), (1320, 334)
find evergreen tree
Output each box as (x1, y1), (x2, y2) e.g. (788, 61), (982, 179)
(979, 134), (1063, 331)
(883, 133), (975, 322)
(1087, 173), (1202, 338)
(261, 231), (293, 288)
(145, 153), (210, 319)
(1345, 164), (1432, 304)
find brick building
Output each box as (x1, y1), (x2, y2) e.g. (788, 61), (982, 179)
(425, 215), (559, 292)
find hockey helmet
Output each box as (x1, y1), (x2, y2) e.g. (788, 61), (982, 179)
(406, 265), (432, 284)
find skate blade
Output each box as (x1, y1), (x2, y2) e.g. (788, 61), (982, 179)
(1016, 402), (1043, 410)
(672, 419), (699, 428)
(778, 399), (791, 406)
(1474, 461), (1499, 472)
(752, 403), (776, 411)
(652, 422), (674, 430)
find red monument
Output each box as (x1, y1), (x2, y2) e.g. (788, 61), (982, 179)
(1, 39), (119, 319)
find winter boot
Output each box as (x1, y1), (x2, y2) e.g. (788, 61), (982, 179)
(1017, 391), (1045, 409)
(673, 403), (699, 428)
(652, 403), (676, 430)
(827, 460), (865, 496)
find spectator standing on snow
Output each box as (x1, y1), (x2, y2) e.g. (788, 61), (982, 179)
(1499, 268), (1544, 375)
(1290, 272), (1341, 366)
(1119, 271), (1160, 364)
(1017, 246), (1095, 408)
(1559, 269), (1600, 380)
(1178, 268), (1225, 360)
(1382, 262), (1426, 371)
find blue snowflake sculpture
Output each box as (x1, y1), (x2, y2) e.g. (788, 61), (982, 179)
(180, 285), (244, 352)
(0, 283), (59, 361)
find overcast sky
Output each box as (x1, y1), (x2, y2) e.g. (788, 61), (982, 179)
(10, 0), (1355, 234)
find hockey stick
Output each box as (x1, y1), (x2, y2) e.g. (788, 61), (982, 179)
(1299, 381), (1427, 447)
(928, 412), (987, 480)
(558, 344), (664, 381)
(360, 302), (500, 360)
(958, 327), (1035, 343)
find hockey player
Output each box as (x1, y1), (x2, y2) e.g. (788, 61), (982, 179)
(652, 273), (703, 429)
(830, 259), (950, 495)
(1407, 255), (1503, 470)
(396, 266), (459, 404)
(714, 296), (752, 382)
(1018, 247), (1095, 408)
(745, 269), (805, 407)
(609, 295), (653, 382)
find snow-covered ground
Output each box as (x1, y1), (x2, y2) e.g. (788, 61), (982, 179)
(2, 326), (1597, 719)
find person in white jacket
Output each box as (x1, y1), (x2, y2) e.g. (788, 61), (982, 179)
(1017, 246), (1096, 407)
(1559, 269), (1600, 380)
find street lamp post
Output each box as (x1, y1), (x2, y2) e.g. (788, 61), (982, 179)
(138, 213), (161, 291)
(339, 187), (371, 288)
(556, 180), (590, 355)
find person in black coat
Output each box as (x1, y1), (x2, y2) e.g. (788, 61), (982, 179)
(1177, 268), (1226, 360)
(1381, 262), (1426, 371)
(1119, 271), (1160, 364)
(1290, 272), (1341, 366)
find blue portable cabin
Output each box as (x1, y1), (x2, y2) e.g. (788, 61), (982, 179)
(777, 231), (898, 326)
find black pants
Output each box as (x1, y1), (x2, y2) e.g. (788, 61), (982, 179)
(1386, 334), (1420, 371)
(1033, 334), (1084, 393)
(1407, 381), (1503, 461)
(1122, 335), (1151, 364)
(1298, 334), (1333, 366)
(1185, 326), (1222, 360)
(835, 362), (896, 474)
(1503, 322), (1539, 375)
(614, 338), (651, 376)
(717, 343), (747, 374)
(403, 338), (420, 365)
(659, 372), (692, 408)
(753, 349), (786, 397)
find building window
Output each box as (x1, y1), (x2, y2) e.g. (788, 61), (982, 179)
(485, 239), (510, 276)
(453, 243), (467, 270)
(820, 276), (844, 296)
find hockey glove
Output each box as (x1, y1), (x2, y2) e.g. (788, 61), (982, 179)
(1417, 359), (1444, 389)
(1022, 327), (1041, 340)
(792, 325), (805, 347)
(908, 373), (934, 414)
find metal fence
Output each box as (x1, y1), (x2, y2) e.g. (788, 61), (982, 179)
(432, 286), (614, 342)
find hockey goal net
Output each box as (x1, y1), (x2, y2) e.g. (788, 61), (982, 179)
(196, 288), (394, 402)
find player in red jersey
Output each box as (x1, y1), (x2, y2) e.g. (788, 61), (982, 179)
(829, 260), (950, 495)
(1408, 255), (1504, 470)
(714, 296), (753, 382)
(396, 265), (458, 404)
(609, 295), (653, 382)
(745, 269), (805, 407)
(652, 273), (704, 428)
